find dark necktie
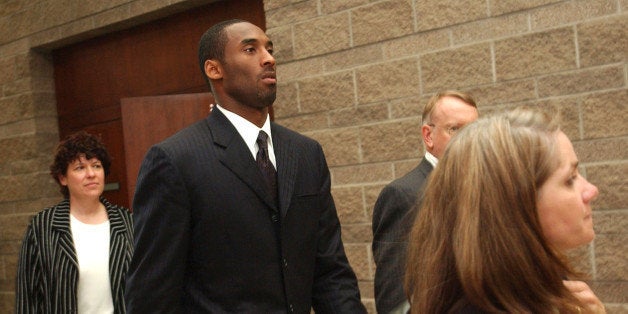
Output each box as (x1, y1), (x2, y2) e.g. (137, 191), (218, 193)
(257, 131), (283, 270)
(256, 131), (278, 204)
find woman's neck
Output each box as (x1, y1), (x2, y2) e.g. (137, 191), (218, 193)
(70, 196), (108, 224)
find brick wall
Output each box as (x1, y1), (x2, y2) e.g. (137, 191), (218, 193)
(265, 0), (627, 312)
(0, 0), (626, 312)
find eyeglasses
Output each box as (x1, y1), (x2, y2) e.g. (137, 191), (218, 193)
(427, 123), (460, 136)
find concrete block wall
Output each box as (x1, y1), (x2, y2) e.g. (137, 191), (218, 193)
(265, 0), (627, 312)
(0, 0), (626, 312)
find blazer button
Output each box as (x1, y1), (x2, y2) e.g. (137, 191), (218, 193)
(282, 258), (288, 268)
(289, 304), (294, 312)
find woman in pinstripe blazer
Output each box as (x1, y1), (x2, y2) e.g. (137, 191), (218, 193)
(16, 131), (133, 313)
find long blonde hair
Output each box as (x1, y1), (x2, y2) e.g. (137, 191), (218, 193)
(405, 108), (585, 313)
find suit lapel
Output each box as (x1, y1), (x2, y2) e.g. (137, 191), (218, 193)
(418, 157), (434, 177)
(272, 125), (297, 219)
(105, 201), (130, 307)
(51, 200), (79, 267)
(209, 109), (279, 212)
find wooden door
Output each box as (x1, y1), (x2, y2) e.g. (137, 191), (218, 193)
(121, 93), (213, 208)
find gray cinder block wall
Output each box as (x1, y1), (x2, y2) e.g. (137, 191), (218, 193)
(0, 0), (626, 312)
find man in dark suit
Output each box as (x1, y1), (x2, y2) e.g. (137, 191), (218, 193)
(372, 91), (478, 313)
(125, 19), (366, 313)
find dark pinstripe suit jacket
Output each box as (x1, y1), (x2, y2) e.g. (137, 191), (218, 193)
(125, 108), (365, 314)
(372, 158), (433, 314)
(16, 197), (133, 314)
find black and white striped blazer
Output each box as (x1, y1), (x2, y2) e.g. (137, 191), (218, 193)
(16, 197), (133, 314)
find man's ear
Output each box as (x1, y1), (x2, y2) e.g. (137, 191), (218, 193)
(205, 59), (222, 80)
(422, 124), (434, 149)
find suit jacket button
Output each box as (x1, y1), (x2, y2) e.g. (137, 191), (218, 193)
(282, 258), (288, 267)
(289, 304), (294, 312)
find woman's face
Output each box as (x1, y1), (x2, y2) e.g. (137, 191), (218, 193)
(537, 131), (599, 251)
(59, 155), (105, 201)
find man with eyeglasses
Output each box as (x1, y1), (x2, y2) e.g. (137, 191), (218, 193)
(372, 90), (479, 314)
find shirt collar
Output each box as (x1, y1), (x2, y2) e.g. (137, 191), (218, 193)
(425, 151), (438, 168)
(215, 105), (273, 158)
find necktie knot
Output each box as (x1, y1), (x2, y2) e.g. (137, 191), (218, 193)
(257, 131), (272, 168)
(257, 130), (269, 146)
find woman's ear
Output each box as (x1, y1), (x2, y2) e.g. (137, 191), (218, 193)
(59, 174), (68, 186)
(205, 59), (222, 80)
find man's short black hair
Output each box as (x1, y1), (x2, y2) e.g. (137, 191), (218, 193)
(198, 19), (248, 88)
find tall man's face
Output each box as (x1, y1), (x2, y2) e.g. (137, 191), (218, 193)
(220, 22), (277, 109)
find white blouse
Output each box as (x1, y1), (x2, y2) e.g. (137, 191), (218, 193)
(71, 215), (114, 314)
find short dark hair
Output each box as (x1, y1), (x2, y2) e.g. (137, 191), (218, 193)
(198, 19), (247, 88)
(50, 131), (111, 199)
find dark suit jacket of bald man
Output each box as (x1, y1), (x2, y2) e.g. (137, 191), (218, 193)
(125, 108), (366, 313)
(372, 158), (434, 314)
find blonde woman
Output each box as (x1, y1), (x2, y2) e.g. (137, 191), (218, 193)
(405, 108), (605, 313)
